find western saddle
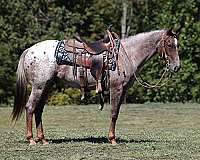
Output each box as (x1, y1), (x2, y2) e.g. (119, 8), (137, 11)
(74, 33), (111, 55)
(64, 29), (118, 100)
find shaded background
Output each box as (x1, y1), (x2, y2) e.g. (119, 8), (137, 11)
(0, 0), (199, 106)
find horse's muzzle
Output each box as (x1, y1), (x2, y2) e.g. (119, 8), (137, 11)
(173, 66), (180, 72)
(170, 64), (180, 73)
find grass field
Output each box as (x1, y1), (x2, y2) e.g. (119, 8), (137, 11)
(1, 103), (200, 160)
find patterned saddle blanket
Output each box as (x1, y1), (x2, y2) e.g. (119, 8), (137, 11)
(54, 40), (74, 65)
(54, 40), (116, 71)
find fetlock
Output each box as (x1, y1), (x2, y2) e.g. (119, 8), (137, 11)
(26, 133), (33, 141)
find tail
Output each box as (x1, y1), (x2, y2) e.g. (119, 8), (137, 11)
(12, 50), (28, 122)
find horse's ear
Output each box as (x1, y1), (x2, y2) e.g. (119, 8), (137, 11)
(166, 28), (174, 36)
(166, 28), (178, 38)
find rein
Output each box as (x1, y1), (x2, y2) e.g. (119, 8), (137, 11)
(132, 62), (171, 89)
(120, 34), (171, 89)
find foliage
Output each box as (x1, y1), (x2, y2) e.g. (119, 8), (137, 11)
(125, 0), (200, 103)
(0, 43), (16, 104)
(0, 0), (200, 105)
(48, 88), (98, 105)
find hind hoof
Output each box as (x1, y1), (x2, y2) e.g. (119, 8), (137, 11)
(29, 139), (36, 146)
(42, 139), (49, 145)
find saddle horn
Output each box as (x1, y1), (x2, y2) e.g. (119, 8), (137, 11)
(74, 33), (85, 43)
(103, 25), (113, 43)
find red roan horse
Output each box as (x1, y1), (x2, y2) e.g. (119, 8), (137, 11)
(12, 29), (180, 145)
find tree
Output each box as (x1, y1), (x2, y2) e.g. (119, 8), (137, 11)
(0, 0), (200, 105)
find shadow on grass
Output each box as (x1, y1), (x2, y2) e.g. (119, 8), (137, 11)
(49, 136), (158, 144)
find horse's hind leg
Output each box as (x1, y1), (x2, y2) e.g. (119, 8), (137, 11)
(34, 84), (51, 145)
(26, 86), (45, 145)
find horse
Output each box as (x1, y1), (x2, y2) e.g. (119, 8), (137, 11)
(12, 28), (180, 145)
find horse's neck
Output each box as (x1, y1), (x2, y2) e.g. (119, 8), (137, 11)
(123, 30), (164, 72)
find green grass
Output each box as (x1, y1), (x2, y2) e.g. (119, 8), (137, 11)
(1, 103), (200, 159)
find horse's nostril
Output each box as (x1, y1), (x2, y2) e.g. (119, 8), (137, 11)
(174, 66), (180, 72)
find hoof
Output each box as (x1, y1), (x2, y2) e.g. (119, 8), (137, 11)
(35, 137), (49, 145)
(110, 139), (117, 145)
(34, 137), (40, 142)
(108, 136), (117, 145)
(42, 139), (49, 145)
(29, 139), (36, 146)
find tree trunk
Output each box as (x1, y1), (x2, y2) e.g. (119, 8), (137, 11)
(121, 1), (127, 39)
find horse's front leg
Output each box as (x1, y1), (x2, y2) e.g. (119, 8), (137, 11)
(108, 83), (125, 144)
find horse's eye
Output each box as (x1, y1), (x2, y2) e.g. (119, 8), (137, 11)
(167, 44), (172, 48)
(167, 43), (177, 49)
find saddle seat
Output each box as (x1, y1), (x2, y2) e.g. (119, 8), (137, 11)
(74, 34), (111, 55)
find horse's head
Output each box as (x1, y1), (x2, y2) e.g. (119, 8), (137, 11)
(157, 29), (180, 73)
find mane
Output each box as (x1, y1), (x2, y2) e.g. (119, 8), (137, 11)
(123, 29), (166, 47)
(120, 29), (168, 68)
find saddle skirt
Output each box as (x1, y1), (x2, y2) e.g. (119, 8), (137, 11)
(54, 39), (117, 71)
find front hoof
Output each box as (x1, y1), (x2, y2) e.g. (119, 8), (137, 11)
(110, 139), (117, 145)
(108, 136), (117, 145)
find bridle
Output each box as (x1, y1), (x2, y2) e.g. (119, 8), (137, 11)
(157, 33), (177, 65)
(121, 33), (176, 89)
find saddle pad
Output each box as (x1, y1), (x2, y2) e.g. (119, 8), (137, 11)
(54, 40), (74, 65)
(55, 40), (116, 71)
